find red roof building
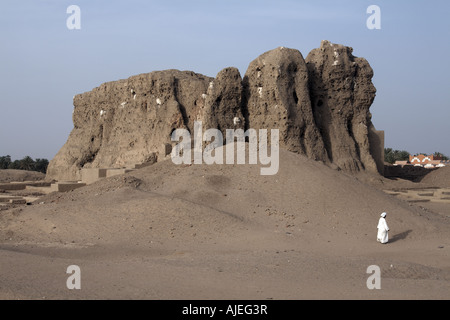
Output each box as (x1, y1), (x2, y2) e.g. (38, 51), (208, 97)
(406, 154), (447, 168)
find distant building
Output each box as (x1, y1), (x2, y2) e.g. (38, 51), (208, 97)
(396, 154), (449, 168)
(410, 154), (442, 164)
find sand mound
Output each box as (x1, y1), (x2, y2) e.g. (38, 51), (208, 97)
(2, 148), (447, 247)
(1, 148), (449, 299)
(420, 166), (450, 188)
(0, 169), (45, 183)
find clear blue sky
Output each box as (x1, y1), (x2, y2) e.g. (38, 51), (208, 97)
(1, 0), (449, 160)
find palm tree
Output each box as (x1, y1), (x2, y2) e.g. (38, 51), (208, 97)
(0, 155), (12, 169)
(434, 152), (449, 160)
(19, 156), (35, 171)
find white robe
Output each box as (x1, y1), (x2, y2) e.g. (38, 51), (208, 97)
(377, 217), (389, 244)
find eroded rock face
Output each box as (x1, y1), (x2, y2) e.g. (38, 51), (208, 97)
(243, 47), (328, 162)
(47, 41), (382, 181)
(202, 67), (246, 138)
(47, 70), (213, 181)
(306, 40), (378, 172)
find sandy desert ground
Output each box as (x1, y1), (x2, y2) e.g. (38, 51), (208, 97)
(0, 148), (449, 300)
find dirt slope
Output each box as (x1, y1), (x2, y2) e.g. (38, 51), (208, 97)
(0, 169), (45, 183)
(0, 148), (449, 299)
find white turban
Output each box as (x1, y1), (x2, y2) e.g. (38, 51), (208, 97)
(381, 212), (387, 218)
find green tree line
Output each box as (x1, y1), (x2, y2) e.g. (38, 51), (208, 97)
(385, 148), (449, 164)
(431, 152), (449, 161)
(0, 155), (49, 174)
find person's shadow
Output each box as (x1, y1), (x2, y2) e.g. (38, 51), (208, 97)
(389, 230), (412, 243)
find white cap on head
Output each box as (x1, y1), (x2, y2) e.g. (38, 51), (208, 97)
(381, 212), (387, 218)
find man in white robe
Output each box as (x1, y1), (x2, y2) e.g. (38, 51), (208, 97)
(377, 212), (389, 244)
